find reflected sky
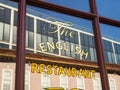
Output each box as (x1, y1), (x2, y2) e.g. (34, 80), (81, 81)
(0, 0), (18, 8)
(27, 5), (93, 33)
(96, 0), (120, 20)
(100, 24), (120, 42)
(45, 0), (90, 12)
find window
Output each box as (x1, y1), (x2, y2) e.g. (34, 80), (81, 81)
(41, 73), (50, 90)
(0, 6), (11, 42)
(80, 33), (97, 61)
(12, 11), (17, 44)
(100, 23), (120, 64)
(1, 69), (12, 90)
(114, 43), (120, 64)
(93, 78), (101, 90)
(26, 16), (34, 49)
(25, 71), (30, 90)
(36, 19), (59, 54)
(60, 74), (68, 90)
(77, 77), (85, 90)
(109, 78), (116, 90)
(102, 40), (115, 63)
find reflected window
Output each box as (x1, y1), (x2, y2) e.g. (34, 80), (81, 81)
(27, 4), (93, 58)
(0, 6), (11, 42)
(36, 19), (58, 54)
(1, 69), (12, 90)
(25, 71), (30, 90)
(100, 24), (120, 64)
(100, 24), (120, 42)
(41, 73), (50, 90)
(102, 40), (115, 63)
(114, 43), (120, 64)
(26, 16), (34, 49)
(60, 74), (68, 90)
(93, 78), (101, 90)
(80, 33), (97, 61)
(77, 77), (85, 90)
(27, 5), (93, 33)
(0, 43), (9, 49)
(60, 30), (80, 59)
(12, 11), (17, 44)
(109, 78), (116, 90)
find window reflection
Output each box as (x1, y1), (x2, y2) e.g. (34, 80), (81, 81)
(26, 16), (34, 49)
(114, 43), (120, 64)
(80, 33), (97, 61)
(1, 69), (12, 90)
(12, 11), (17, 44)
(102, 40), (115, 63)
(41, 73), (50, 90)
(100, 23), (120, 64)
(0, 6), (11, 42)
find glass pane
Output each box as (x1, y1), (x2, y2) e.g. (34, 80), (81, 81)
(25, 4), (98, 90)
(96, 0), (120, 20)
(26, 4), (97, 61)
(26, 16), (34, 49)
(100, 23), (120, 64)
(0, 1), (18, 90)
(45, 0), (90, 12)
(0, 5), (11, 43)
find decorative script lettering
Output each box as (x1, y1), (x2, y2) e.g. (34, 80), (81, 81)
(38, 17), (89, 59)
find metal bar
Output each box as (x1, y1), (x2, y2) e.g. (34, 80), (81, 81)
(15, 0), (26, 90)
(99, 16), (120, 27)
(90, 0), (110, 90)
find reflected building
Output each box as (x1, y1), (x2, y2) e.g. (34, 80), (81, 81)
(0, 0), (120, 90)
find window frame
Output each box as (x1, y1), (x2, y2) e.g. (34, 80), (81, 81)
(1, 68), (13, 90)
(60, 74), (68, 90)
(109, 78), (116, 90)
(93, 78), (101, 90)
(77, 77), (85, 90)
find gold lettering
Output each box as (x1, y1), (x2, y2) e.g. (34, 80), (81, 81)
(71, 44), (74, 52)
(39, 64), (45, 73)
(91, 70), (95, 78)
(75, 47), (80, 54)
(46, 65), (52, 74)
(64, 42), (69, 51)
(47, 42), (55, 50)
(78, 69), (85, 77)
(56, 42), (63, 49)
(31, 63), (95, 78)
(72, 67), (77, 77)
(69, 31), (74, 37)
(46, 17), (75, 38)
(48, 23), (62, 34)
(58, 66), (64, 75)
(60, 28), (68, 36)
(85, 70), (91, 78)
(53, 66), (58, 75)
(39, 43), (47, 52)
(31, 63), (39, 73)
(81, 50), (88, 59)
(65, 68), (71, 77)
